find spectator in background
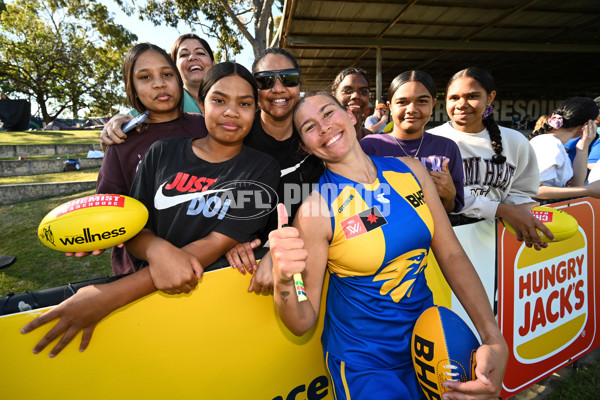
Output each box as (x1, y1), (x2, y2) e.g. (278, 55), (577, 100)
(365, 103), (389, 134)
(528, 97), (600, 200)
(534, 115), (549, 132)
(331, 67), (372, 140)
(169, 33), (216, 113)
(563, 96), (600, 170)
(522, 114), (533, 130)
(0, 93), (9, 100)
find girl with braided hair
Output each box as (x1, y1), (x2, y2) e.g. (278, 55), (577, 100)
(529, 97), (600, 199)
(430, 67), (553, 250)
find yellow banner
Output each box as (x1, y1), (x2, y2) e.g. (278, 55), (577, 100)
(0, 268), (333, 400)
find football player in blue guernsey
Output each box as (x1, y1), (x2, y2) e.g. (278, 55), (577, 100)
(269, 92), (508, 400)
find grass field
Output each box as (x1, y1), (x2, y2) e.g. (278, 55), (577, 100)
(0, 189), (112, 295)
(0, 152), (89, 161)
(0, 129), (101, 145)
(0, 130), (598, 399)
(0, 131), (108, 293)
(0, 167), (100, 185)
(545, 362), (600, 400)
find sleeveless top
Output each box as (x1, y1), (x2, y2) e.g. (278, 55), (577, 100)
(315, 155), (435, 368)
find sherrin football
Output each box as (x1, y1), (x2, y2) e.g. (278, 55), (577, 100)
(38, 194), (148, 252)
(411, 306), (479, 399)
(503, 205), (578, 242)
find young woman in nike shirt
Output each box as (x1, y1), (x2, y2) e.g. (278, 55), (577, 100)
(21, 62), (279, 357)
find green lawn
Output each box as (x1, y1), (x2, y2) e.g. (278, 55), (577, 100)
(0, 167), (100, 185)
(0, 130), (598, 399)
(0, 152), (88, 161)
(0, 189), (112, 295)
(0, 129), (102, 145)
(546, 362), (600, 400)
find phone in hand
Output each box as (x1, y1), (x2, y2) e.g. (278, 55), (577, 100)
(121, 111), (150, 133)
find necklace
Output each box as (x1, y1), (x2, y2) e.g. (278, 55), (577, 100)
(393, 134), (424, 158)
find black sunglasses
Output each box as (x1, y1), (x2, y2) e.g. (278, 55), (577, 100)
(254, 69), (301, 90)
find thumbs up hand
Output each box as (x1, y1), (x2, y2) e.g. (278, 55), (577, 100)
(269, 204), (308, 285)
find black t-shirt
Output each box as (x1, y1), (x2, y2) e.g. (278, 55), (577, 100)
(130, 137), (280, 248)
(244, 115), (321, 235)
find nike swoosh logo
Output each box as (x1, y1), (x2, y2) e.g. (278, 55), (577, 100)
(154, 182), (229, 210)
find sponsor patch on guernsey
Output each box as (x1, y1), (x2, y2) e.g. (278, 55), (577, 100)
(340, 206), (387, 239)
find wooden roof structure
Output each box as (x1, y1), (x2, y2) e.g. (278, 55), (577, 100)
(277, 0), (600, 101)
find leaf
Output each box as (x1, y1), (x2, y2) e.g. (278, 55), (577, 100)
(0, 0), (136, 123)
(131, 0), (275, 60)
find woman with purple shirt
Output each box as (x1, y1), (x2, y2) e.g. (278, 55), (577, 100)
(360, 70), (464, 213)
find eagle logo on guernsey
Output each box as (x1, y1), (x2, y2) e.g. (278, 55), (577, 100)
(340, 206), (387, 239)
(373, 249), (428, 303)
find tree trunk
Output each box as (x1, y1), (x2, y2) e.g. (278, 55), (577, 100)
(71, 99), (79, 121)
(37, 93), (52, 126)
(253, 23), (268, 58)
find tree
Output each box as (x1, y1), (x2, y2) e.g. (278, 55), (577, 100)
(0, 0), (136, 124)
(118, 0), (283, 61)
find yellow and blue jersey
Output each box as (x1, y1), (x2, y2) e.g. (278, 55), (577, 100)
(316, 156), (435, 368)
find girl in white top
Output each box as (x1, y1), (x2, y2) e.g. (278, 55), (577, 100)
(588, 160), (600, 183)
(430, 67), (552, 250)
(528, 97), (600, 199)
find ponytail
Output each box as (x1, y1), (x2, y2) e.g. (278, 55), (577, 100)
(529, 97), (599, 142)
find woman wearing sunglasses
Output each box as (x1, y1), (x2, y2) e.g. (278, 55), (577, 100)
(225, 48), (314, 294)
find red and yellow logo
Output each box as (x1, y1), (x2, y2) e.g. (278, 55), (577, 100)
(513, 230), (587, 362)
(499, 199), (599, 397)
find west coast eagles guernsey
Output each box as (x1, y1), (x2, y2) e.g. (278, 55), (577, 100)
(316, 156), (434, 368)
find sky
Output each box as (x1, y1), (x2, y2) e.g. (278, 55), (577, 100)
(5, 0), (261, 117)
(101, 0), (256, 70)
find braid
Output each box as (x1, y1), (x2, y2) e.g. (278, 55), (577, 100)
(483, 112), (506, 164)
